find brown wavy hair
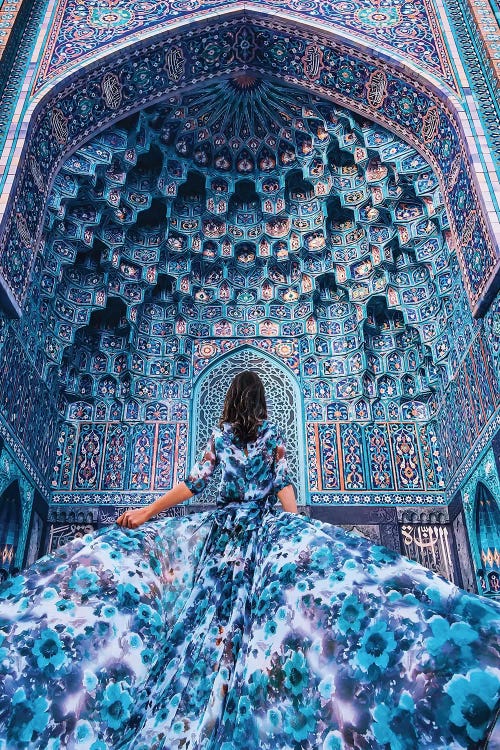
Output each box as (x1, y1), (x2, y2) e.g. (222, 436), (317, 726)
(220, 371), (267, 443)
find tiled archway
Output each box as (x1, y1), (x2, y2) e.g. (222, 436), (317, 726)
(191, 346), (307, 504)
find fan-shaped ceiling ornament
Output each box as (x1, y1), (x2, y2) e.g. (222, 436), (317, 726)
(17, 77), (474, 422)
(156, 77), (341, 174)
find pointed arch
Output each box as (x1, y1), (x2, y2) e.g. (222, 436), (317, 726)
(0, 447), (37, 569)
(0, 12), (498, 317)
(474, 481), (500, 595)
(0, 480), (22, 571)
(191, 344), (307, 504)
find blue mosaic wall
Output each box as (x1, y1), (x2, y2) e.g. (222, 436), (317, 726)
(52, 422), (186, 493)
(439, 331), (499, 477)
(0, 305), (53, 571)
(49, 417), (446, 501)
(29, 83), (472, 413)
(8, 82), (492, 521)
(0, 322), (58, 482)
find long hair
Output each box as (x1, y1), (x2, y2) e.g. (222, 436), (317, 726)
(220, 371), (267, 443)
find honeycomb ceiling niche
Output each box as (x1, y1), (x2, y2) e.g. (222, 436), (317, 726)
(18, 77), (475, 423)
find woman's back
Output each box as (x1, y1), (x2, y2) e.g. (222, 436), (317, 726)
(184, 420), (291, 504)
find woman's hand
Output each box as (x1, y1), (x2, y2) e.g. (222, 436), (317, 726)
(116, 507), (151, 529)
(116, 483), (194, 529)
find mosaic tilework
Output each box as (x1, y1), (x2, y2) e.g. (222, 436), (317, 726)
(365, 423), (394, 490)
(317, 424), (341, 490)
(447, 410), (500, 501)
(52, 422), (77, 490)
(0, 0), (47, 144)
(154, 423), (177, 489)
(418, 420), (446, 490)
(340, 423), (367, 490)
(460, 447), (500, 596)
(390, 422), (424, 490)
(484, 289), (500, 381)
(50, 416), (448, 503)
(51, 421), (188, 493)
(0, 424), (49, 503)
(310, 420), (445, 494)
(12, 82), (477, 428)
(33, 0), (457, 92)
(437, 327), (500, 485)
(194, 341), (299, 379)
(309, 491), (446, 505)
(0, 18), (497, 321)
(0, 0), (28, 65)
(0, 328), (58, 479)
(0, 76), (495, 525)
(465, 0), (500, 95)
(49, 493), (187, 510)
(445, 0), (500, 167)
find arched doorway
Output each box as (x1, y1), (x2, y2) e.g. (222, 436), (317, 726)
(475, 481), (500, 596)
(191, 347), (306, 505)
(0, 480), (22, 572)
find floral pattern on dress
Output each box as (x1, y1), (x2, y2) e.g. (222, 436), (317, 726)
(0, 422), (499, 749)
(184, 420), (291, 500)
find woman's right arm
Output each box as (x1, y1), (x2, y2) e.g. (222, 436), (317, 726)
(117, 430), (218, 528)
(143, 482), (194, 518)
(277, 484), (298, 513)
(273, 430), (297, 513)
(147, 430), (219, 514)
(117, 482), (194, 528)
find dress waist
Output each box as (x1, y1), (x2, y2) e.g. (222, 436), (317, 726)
(215, 493), (278, 510)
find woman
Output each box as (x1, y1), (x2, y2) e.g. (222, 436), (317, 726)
(0, 371), (499, 749)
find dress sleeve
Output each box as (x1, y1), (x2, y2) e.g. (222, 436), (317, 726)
(273, 430), (292, 492)
(184, 430), (219, 495)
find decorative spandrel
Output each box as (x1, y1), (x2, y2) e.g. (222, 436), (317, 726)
(34, 1), (456, 91)
(192, 349), (302, 504)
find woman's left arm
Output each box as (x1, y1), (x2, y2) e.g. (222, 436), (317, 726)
(117, 482), (194, 528)
(277, 484), (297, 513)
(117, 429), (218, 529)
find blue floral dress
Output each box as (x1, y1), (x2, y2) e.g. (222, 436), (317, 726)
(0, 420), (499, 749)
